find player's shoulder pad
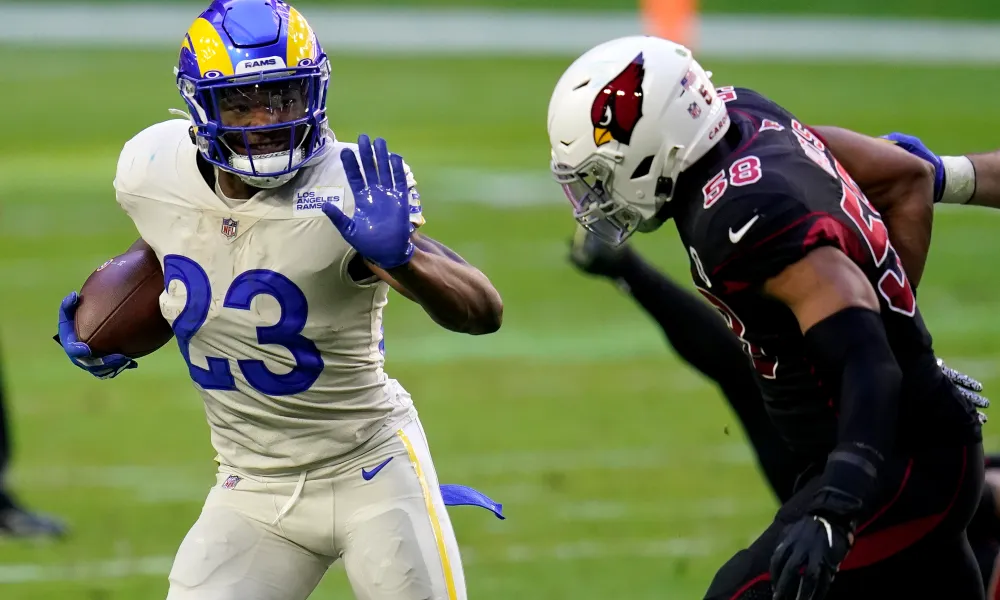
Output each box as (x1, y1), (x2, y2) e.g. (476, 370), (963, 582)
(113, 119), (192, 195)
(724, 87), (798, 126)
(729, 86), (768, 104)
(697, 167), (813, 279)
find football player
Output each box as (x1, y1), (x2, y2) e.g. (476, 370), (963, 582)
(568, 122), (1000, 596)
(0, 354), (66, 537)
(549, 36), (984, 599)
(567, 126), (999, 591)
(55, 1), (503, 599)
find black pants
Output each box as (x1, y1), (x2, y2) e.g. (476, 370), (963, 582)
(705, 443), (985, 600)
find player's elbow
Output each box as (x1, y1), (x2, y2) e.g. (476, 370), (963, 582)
(887, 155), (936, 213)
(907, 157), (935, 204)
(465, 289), (503, 335)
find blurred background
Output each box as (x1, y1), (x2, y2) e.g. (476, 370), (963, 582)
(1, 0), (1000, 598)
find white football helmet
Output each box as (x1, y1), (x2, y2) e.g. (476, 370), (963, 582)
(548, 35), (731, 245)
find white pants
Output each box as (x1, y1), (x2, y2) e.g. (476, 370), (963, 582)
(165, 418), (466, 600)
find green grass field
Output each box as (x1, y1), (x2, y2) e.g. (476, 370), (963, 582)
(1, 48), (1000, 599)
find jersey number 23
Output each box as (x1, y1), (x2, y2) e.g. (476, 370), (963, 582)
(163, 255), (322, 396)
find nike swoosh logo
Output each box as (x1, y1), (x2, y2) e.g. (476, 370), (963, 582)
(728, 214), (760, 244)
(361, 457), (394, 481)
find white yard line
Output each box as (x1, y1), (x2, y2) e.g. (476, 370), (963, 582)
(7, 444), (756, 504)
(0, 536), (721, 584)
(11, 444), (754, 489)
(0, 167), (562, 248)
(0, 555), (176, 585)
(2, 4), (1000, 62)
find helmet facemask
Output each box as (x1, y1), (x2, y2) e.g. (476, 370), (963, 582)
(551, 142), (677, 246)
(553, 156), (641, 246)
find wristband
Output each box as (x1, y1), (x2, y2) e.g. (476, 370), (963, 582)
(940, 155), (976, 205)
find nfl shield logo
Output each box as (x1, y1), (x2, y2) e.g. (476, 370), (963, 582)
(222, 475), (241, 490)
(221, 217), (239, 240)
(687, 102), (702, 119)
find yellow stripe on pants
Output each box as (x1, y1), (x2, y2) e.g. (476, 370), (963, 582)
(396, 429), (457, 600)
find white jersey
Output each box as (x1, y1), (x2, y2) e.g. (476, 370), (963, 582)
(114, 119), (424, 475)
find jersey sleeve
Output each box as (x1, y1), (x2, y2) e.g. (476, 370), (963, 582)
(111, 120), (192, 248)
(112, 121), (189, 218)
(698, 173), (854, 289)
(112, 130), (156, 225)
(402, 159), (424, 229)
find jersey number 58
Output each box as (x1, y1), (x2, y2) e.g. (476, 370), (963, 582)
(793, 123), (916, 317)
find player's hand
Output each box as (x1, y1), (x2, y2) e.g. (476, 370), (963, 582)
(770, 514), (854, 600)
(56, 292), (137, 379)
(568, 225), (631, 279)
(881, 132), (944, 203)
(323, 134), (414, 269)
(938, 358), (989, 423)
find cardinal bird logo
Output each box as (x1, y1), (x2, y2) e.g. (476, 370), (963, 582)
(591, 53), (646, 147)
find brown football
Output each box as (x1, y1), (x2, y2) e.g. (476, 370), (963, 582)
(75, 246), (174, 358)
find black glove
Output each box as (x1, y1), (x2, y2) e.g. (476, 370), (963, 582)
(770, 513), (854, 600)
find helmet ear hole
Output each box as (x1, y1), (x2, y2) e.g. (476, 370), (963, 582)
(654, 176), (673, 198)
(631, 155), (655, 179)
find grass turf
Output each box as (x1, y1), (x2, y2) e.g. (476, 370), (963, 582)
(1, 48), (999, 598)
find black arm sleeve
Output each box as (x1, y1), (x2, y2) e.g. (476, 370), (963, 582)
(617, 252), (750, 387)
(804, 307), (903, 519)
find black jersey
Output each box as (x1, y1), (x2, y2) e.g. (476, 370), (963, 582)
(671, 87), (980, 459)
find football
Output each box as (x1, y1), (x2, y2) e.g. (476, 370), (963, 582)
(75, 246), (174, 358)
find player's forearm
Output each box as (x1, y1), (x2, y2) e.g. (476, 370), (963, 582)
(813, 125), (935, 287)
(805, 308), (902, 516)
(411, 232), (468, 264)
(766, 248), (900, 514)
(387, 250), (503, 335)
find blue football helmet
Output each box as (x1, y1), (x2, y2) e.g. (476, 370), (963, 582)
(176, 0), (330, 188)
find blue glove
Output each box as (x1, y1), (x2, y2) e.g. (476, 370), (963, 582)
(323, 135), (414, 269)
(882, 132), (945, 203)
(56, 292), (137, 379)
(770, 513), (854, 600)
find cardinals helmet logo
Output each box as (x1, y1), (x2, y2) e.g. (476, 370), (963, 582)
(591, 53), (646, 147)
